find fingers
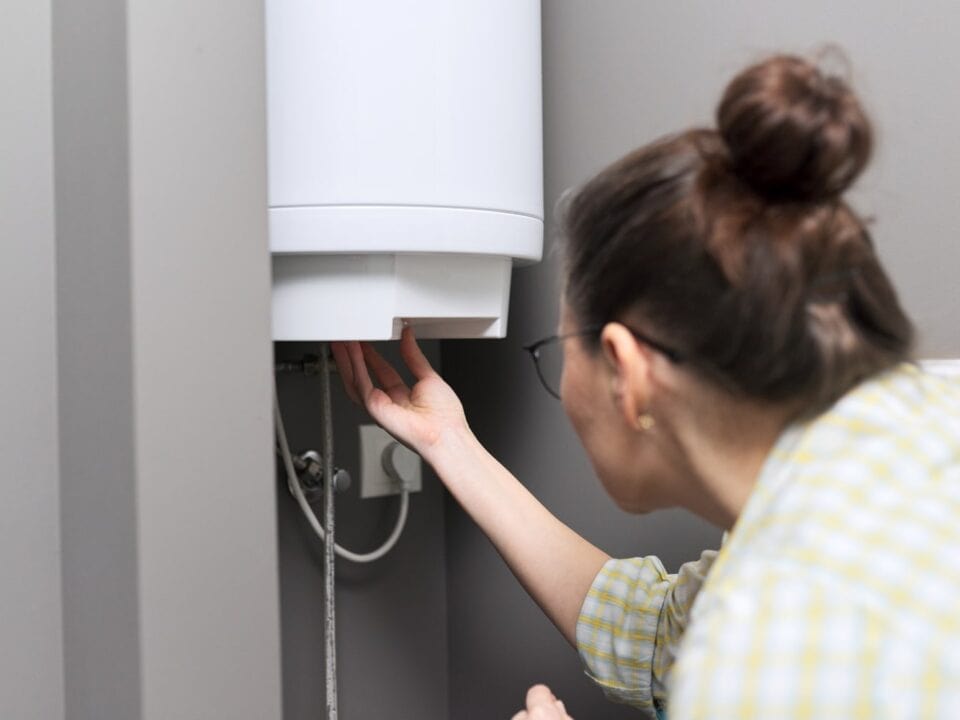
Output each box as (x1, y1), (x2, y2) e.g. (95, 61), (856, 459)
(336, 329), (433, 406)
(526, 685), (556, 707)
(336, 333), (425, 406)
(345, 341), (411, 431)
(346, 341), (378, 406)
(399, 326), (438, 381)
(361, 342), (410, 403)
(511, 704), (568, 720)
(515, 704), (565, 720)
(521, 685), (571, 720)
(330, 342), (359, 404)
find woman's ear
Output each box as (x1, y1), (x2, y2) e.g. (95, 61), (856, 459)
(600, 322), (653, 430)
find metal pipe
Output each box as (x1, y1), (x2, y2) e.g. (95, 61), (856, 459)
(319, 344), (338, 720)
(274, 354), (330, 376)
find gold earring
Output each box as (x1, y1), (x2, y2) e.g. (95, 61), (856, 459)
(637, 413), (655, 431)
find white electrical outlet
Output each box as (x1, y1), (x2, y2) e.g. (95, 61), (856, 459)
(359, 425), (422, 498)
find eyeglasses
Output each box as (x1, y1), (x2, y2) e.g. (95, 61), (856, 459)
(522, 325), (684, 400)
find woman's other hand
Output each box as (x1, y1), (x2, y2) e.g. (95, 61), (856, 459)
(511, 684), (574, 720)
(331, 326), (470, 461)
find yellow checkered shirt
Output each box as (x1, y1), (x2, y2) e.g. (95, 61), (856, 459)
(576, 363), (960, 719)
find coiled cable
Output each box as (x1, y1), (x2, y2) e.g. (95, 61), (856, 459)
(273, 379), (410, 563)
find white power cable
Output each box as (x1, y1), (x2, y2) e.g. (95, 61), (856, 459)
(273, 381), (410, 563)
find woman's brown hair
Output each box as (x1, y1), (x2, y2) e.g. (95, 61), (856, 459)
(562, 54), (913, 417)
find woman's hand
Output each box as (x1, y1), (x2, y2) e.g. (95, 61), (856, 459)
(335, 329), (609, 650)
(331, 327), (471, 460)
(511, 685), (574, 720)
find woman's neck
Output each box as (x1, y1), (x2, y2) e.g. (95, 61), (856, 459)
(668, 393), (793, 530)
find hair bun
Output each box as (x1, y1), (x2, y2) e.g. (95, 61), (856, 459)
(717, 53), (872, 202)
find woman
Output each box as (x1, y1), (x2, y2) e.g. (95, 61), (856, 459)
(332, 54), (960, 719)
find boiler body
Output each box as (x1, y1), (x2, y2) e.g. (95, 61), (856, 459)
(267, 0), (544, 340)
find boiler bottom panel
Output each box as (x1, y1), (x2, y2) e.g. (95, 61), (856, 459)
(271, 253), (514, 341)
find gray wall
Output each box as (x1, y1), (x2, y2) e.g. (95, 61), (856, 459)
(6, 2), (284, 717)
(275, 342), (449, 720)
(0, 1), (65, 717)
(442, 2), (960, 718)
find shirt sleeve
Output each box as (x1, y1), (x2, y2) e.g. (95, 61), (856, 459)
(576, 550), (717, 717)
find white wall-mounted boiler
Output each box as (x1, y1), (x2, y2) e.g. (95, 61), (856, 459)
(267, 0), (543, 340)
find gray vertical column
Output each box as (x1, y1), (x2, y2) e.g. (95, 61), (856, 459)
(54, 0), (142, 715)
(125, 0), (282, 717)
(0, 1), (65, 718)
(54, 0), (282, 717)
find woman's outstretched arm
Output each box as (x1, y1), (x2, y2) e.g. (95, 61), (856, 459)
(332, 329), (609, 645)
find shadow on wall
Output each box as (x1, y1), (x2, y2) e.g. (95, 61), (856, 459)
(274, 340), (449, 720)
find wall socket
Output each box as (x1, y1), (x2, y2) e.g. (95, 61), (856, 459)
(359, 425), (422, 499)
